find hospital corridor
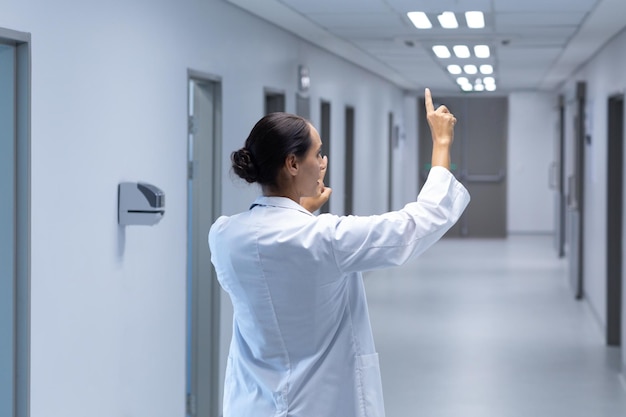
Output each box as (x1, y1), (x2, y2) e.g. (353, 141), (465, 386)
(3, 0), (626, 416)
(366, 236), (626, 417)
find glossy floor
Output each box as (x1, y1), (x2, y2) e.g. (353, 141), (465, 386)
(364, 235), (626, 417)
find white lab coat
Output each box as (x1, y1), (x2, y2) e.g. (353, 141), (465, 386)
(209, 166), (470, 417)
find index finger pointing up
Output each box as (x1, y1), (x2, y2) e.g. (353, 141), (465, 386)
(425, 88), (435, 113)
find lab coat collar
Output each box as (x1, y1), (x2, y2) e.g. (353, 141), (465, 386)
(250, 195), (314, 217)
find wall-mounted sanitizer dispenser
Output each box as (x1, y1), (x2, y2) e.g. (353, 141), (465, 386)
(118, 182), (165, 226)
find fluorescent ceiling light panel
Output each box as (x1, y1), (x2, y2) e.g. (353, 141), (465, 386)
(474, 45), (490, 58)
(464, 65), (478, 74)
(453, 45), (470, 58)
(465, 11), (485, 29)
(447, 65), (462, 75)
(438, 11), (458, 29)
(433, 45), (451, 58)
(407, 11), (432, 29)
(480, 64), (493, 74)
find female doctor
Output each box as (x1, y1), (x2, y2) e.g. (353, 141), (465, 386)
(209, 88), (470, 417)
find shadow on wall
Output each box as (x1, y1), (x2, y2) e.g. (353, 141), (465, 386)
(117, 224), (126, 260)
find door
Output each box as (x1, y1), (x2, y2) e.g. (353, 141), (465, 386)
(607, 94), (624, 346)
(344, 106), (355, 215)
(419, 96), (507, 237)
(187, 73), (222, 417)
(320, 100), (331, 213)
(296, 92), (310, 120)
(567, 82), (586, 299)
(553, 95), (566, 257)
(0, 28), (30, 417)
(265, 89), (285, 114)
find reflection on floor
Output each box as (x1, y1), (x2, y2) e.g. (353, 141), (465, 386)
(364, 235), (626, 417)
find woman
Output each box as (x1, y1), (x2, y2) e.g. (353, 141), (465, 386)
(209, 88), (470, 417)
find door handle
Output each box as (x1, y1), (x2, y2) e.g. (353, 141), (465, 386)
(461, 169), (505, 183)
(567, 175), (578, 210)
(549, 162), (558, 190)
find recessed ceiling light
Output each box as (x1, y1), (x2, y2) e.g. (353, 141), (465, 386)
(486, 84), (496, 91)
(438, 11), (458, 29)
(456, 77), (469, 85)
(465, 11), (485, 29)
(474, 83), (485, 91)
(474, 45), (490, 58)
(433, 45), (451, 58)
(447, 65), (462, 75)
(484, 76), (496, 85)
(453, 45), (470, 58)
(461, 84), (473, 92)
(407, 11), (432, 29)
(479, 64), (493, 74)
(464, 65), (478, 74)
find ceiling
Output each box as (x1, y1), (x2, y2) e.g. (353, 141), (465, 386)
(226, 0), (626, 94)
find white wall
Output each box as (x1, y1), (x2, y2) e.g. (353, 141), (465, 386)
(560, 26), (626, 369)
(394, 94), (420, 210)
(0, 1), (409, 416)
(507, 92), (558, 233)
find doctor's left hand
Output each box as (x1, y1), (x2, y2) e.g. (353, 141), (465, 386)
(301, 186), (332, 213)
(301, 156), (332, 213)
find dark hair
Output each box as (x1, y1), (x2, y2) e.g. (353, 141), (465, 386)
(232, 112), (312, 186)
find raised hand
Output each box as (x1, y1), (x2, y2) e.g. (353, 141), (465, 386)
(424, 88), (455, 169)
(425, 87), (456, 147)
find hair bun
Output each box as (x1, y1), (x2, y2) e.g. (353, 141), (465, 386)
(231, 148), (259, 183)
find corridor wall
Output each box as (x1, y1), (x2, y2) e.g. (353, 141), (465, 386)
(561, 25), (626, 370)
(0, 1), (406, 416)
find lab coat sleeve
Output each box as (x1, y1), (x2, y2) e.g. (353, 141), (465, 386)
(328, 166), (470, 273)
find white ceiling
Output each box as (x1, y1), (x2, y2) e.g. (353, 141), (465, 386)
(226, 0), (626, 94)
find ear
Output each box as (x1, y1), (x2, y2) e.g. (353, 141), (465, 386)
(284, 154), (299, 177)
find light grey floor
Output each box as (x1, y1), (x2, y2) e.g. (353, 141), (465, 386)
(364, 235), (626, 417)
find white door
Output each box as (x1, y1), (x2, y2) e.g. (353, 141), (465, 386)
(186, 74), (222, 417)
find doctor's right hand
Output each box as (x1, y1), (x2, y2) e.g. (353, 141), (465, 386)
(425, 88), (455, 170)
(425, 87), (456, 147)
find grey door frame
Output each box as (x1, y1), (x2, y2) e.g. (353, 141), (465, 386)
(554, 95), (566, 258)
(606, 93), (624, 346)
(344, 106), (355, 215)
(186, 69), (222, 417)
(320, 100), (331, 213)
(0, 27), (31, 417)
(387, 112), (393, 212)
(568, 82), (586, 300)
